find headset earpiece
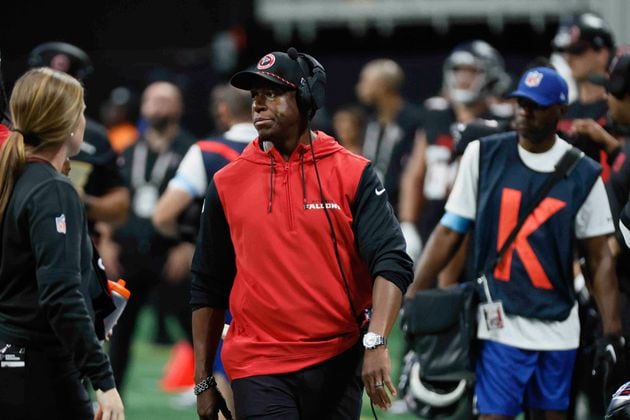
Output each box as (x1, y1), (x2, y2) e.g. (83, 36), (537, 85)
(609, 71), (629, 99)
(288, 48), (327, 119)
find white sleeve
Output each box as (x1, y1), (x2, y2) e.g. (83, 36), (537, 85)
(620, 218), (630, 248)
(444, 140), (479, 221)
(574, 177), (614, 239)
(167, 144), (208, 198)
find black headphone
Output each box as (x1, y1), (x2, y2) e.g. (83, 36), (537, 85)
(287, 47), (327, 119)
(609, 70), (629, 100)
(28, 42), (94, 80)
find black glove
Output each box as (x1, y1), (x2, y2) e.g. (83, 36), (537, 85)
(592, 335), (626, 379)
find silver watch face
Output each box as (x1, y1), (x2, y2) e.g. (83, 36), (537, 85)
(363, 332), (378, 348)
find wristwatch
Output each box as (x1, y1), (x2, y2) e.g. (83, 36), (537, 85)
(362, 332), (387, 350)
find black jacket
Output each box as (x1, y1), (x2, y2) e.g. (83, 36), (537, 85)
(0, 161), (115, 391)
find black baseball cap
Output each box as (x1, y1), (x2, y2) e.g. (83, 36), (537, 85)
(590, 52), (630, 99)
(552, 12), (615, 54)
(230, 51), (302, 91)
(28, 41), (94, 80)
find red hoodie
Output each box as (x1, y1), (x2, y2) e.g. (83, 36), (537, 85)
(214, 131), (375, 379)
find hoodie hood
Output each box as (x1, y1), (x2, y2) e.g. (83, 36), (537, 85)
(235, 130), (346, 213)
(239, 130), (344, 165)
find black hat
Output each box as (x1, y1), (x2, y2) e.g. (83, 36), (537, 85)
(230, 51), (302, 90)
(28, 41), (93, 80)
(590, 51), (630, 99)
(552, 13), (615, 54)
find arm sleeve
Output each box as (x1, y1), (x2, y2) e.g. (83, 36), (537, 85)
(167, 144), (209, 198)
(575, 177), (615, 239)
(190, 180), (236, 310)
(351, 163), (414, 293)
(620, 200), (630, 248)
(28, 180), (114, 391)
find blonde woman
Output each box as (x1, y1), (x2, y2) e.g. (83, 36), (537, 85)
(0, 67), (124, 420)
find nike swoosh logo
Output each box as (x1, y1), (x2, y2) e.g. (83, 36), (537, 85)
(375, 188), (386, 196)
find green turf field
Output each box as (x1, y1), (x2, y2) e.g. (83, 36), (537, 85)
(117, 307), (420, 420)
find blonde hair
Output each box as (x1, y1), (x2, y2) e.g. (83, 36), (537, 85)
(0, 67), (84, 219)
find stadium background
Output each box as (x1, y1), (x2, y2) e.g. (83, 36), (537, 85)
(1, 0), (628, 418)
(3, 0), (628, 138)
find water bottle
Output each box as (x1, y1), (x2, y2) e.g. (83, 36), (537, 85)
(103, 279), (131, 334)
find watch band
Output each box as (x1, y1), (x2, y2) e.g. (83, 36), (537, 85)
(193, 375), (217, 396)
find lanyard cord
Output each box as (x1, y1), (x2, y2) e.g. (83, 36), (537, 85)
(131, 140), (174, 189)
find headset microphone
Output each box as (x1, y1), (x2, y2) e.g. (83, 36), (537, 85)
(286, 47), (327, 121)
(287, 47), (299, 60)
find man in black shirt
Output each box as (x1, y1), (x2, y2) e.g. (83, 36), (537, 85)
(553, 13), (618, 180)
(109, 80), (197, 392)
(28, 42), (130, 239)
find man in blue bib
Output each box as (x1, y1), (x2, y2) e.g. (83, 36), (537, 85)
(406, 66), (623, 419)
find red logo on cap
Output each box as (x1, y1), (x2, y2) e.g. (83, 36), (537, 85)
(257, 54), (276, 70)
(525, 71), (544, 87)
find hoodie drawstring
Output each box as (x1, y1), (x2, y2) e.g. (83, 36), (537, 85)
(268, 153), (275, 213)
(300, 150), (307, 209)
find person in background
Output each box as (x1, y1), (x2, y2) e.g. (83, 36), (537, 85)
(28, 42), (130, 239)
(554, 12), (618, 181)
(0, 67), (124, 419)
(406, 66), (622, 419)
(152, 82), (255, 415)
(552, 17), (624, 416)
(100, 86), (140, 154)
(153, 83), (255, 239)
(398, 39), (512, 269)
(332, 103), (366, 155)
(356, 58), (424, 214)
(108, 80), (196, 393)
(587, 51), (630, 417)
(191, 48), (413, 419)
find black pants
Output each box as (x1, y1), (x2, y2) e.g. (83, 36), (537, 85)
(231, 343), (364, 420)
(0, 342), (93, 420)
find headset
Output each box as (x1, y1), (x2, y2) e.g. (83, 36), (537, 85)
(287, 47), (327, 120)
(286, 47), (366, 329)
(608, 67), (630, 100)
(28, 41), (94, 80)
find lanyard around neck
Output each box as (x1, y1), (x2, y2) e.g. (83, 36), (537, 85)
(131, 140), (174, 189)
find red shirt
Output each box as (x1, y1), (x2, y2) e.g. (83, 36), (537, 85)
(0, 123), (10, 147)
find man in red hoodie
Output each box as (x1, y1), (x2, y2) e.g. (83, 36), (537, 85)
(190, 48), (413, 419)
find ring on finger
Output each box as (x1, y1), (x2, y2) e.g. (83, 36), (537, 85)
(375, 382), (384, 388)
